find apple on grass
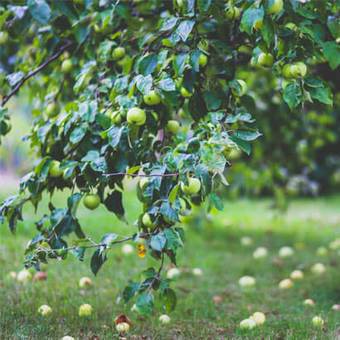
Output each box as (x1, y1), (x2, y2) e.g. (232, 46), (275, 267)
(278, 246), (294, 258)
(238, 276), (256, 287)
(38, 305), (52, 316)
(192, 268), (202, 276)
(303, 299), (315, 307)
(253, 247), (268, 259)
(17, 269), (32, 282)
(167, 268), (180, 279)
(240, 318), (256, 330)
(279, 278), (294, 289)
(312, 316), (324, 327)
(33, 271), (47, 281)
(290, 270), (303, 280)
(79, 277), (92, 288)
(83, 194), (100, 210)
(180, 177), (201, 195)
(116, 322), (130, 333)
(250, 312), (266, 326)
(62, 337), (75, 340)
(143, 90), (161, 106)
(159, 314), (171, 324)
(122, 244), (134, 255)
(127, 107), (146, 126)
(79, 304), (92, 317)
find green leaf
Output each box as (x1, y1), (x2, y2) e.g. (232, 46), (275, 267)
(136, 293), (154, 316)
(70, 126), (86, 144)
(203, 91), (222, 110)
(322, 41), (340, 70)
(309, 86), (333, 105)
(54, 0), (78, 21)
(81, 150), (100, 162)
(139, 54), (158, 76)
(262, 17), (275, 47)
(230, 136), (251, 155)
(67, 193), (82, 216)
(136, 74), (153, 95)
(160, 17), (178, 31)
(101, 233), (118, 246)
(327, 16), (340, 40)
(283, 82), (302, 110)
(160, 288), (177, 313)
(160, 201), (178, 222)
(123, 282), (140, 303)
(27, 0), (51, 25)
(90, 248), (107, 276)
(209, 192), (224, 211)
(158, 78), (176, 92)
(104, 191), (125, 221)
(176, 20), (195, 42)
(197, 0), (211, 13)
(173, 53), (188, 77)
(150, 232), (166, 252)
(233, 130), (262, 141)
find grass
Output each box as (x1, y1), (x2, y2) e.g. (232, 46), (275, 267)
(1, 182), (340, 339)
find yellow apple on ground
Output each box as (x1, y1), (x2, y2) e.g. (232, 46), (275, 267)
(49, 161), (63, 178)
(166, 120), (180, 134)
(290, 270), (304, 280)
(79, 304), (92, 317)
(238, 276), (256, 287)
(279, 278), (294, 289)
(143, 90), (161, 106)
(279, 246), (294, 258)
(83, 194), (100, 210)
(250, 312), (266, 326)
(181, 177), (201, 195)
(61, 336), (75, 340)
(79, 277), (92, 288)
(127, 107), (146, 125)
(303, 299), (315, 307)
(312, 316), (324, 327)
(113, 47), (125, 60)
(253, 247), (268, 259)
(116, 322), (130, 333)
(166, 267), (180, 279)
(311, 263), (326, 275)
(159, 314), (171, 324)
(38, 305), (52, 316)
(122, 244), (134, 255)
(240, 318), (256, 329)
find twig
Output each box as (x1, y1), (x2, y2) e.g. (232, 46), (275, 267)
(147, 252), (165, 293)
(1, 41), (74, 107)
(103, 172), (179, 178)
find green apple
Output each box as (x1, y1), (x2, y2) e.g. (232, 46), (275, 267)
(113, 47), (125, 60)
(291, 62), (307, 78)
(253, 19), (263, 30)
(79, 304), (92, 317)
(166, 120), (180, 134)
(232, 79), (247, 96)
(282, 64), (294, 78)
(143, 90), (161, 106)
(83, 194), (100, 210)
(178, 108), (186, 119)
(257, 52), (274, 67)
(198, 53), (208, 67)
(46, 102), (59, 118)
(61, 59), (73, 73)
(127, 107), (146, 126)
(142, 213), (155, 227)
(225, 7), (240, 20)
(285, 22), (297, 31)
(198, 39), (209, 52)
(180, 87), (193, 98)
(0, 31), (8, 44)
(181, 177), (201, 195)
(49, 161), (63, 178)
(266, 0), (283, 15)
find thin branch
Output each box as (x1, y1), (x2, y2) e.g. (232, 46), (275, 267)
(147, 252), (165, 293)
(103, 172), (179, 178)
(1, 41), (74, 107)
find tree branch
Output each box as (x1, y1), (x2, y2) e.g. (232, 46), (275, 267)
(103, 172), (179, 178)
(1, 41), (74, 107)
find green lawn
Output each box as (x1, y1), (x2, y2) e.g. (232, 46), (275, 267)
(1, 183), (340, 339)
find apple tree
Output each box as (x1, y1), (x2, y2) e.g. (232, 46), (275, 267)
(0, 0), (339, 315)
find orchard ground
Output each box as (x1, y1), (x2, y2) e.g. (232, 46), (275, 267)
(1, 181), (340, 339)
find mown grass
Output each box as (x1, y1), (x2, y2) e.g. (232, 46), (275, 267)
(1, 183), (340, 339)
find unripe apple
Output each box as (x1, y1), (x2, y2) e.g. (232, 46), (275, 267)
(311, 263), (326, 275)
(41, 241), (50, 249)
(316, 246), (328, 256)
(83, 194), (100, 210)
(46, 102), (59, 118)
(257, 52), (274, 67)
(253, 19), (263, 30)
(166, 267), (180, 279)
(79, 304), (92, 317)
(79, 277), (92, 288)
(291, 62), (307, 78)
(7, 271), (17, 280)
(38, 304), (52, 316)
(116, 322), (130, 333)
(159, 314), (171, 324)
(303, 299), (315, 307)
(266, 0), (283, 15)
(278, 246), (294, 258)
(241, 236), (253, 246)
(113, 47), (125, 60)
(239, 318), (256, 330)
(312, 316), (324, 327)
(198, 39), (209, 52)
(143, 90), (161, 106)
(181, 177), (201, 195)
(178, 108), (186, 119)
(117, 55), (130, 68)
(232, 79), (247, 96)
(282, 64), (294, 79)
(61, 337), (75, 340)
(180, 87), (193, 98)
(198, 53), (208, 67)
(122, 244), (134, 255)
(253, 247), (268, 259)
(0, 31), (9, 44)
(33, 271), (47, 281)
(290, 270), (304, 280)
(127, 107), (146, 126)
(285, 22), (298, 31)
(166, 120), (180, 134)
(250, 312), (266, 325)
(49, 161), (63, 178)
(142, 213), (155, 227)
(225, 6), (240, 20)
(61, 59), (73, 73)
(192, 268), (202, 276)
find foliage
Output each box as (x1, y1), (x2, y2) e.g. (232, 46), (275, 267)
(0, 0), (339, 315)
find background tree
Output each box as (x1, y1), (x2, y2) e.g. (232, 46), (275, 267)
(0, 0), (339, 315)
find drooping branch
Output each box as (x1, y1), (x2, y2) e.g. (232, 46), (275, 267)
(103, 172), (179, 178)
(1, 41), (74, 107)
